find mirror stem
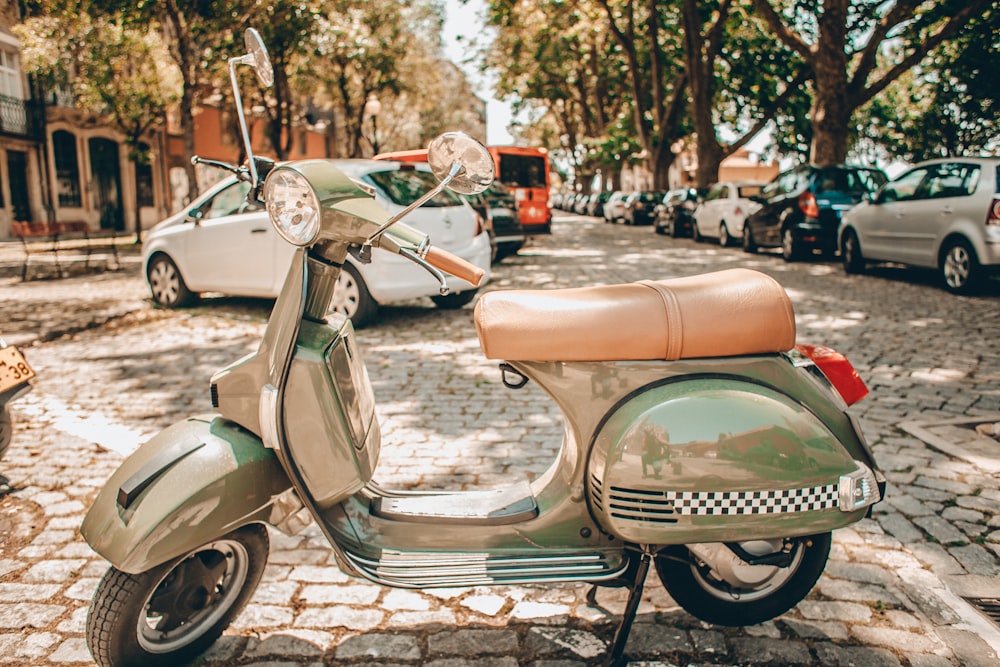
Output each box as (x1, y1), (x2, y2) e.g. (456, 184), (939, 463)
(229, 56), (259, 188)
(366, 161), (464, 245)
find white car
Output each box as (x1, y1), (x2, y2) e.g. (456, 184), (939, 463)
(142, 159), (492, 327)
(693, 181), (764, 246)
(603, 191), (629, 223)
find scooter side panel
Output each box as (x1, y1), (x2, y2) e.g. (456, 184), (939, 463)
(81, 415), (291, 574)
(588, 377), (868, 544)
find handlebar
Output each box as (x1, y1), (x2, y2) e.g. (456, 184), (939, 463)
(424, 246), (486, 287)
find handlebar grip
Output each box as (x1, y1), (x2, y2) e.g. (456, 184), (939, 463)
(425, 246), (486, 287)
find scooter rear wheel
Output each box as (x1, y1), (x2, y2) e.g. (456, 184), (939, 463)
(86, 524), (268, 667)
(654, 532), (831, 627)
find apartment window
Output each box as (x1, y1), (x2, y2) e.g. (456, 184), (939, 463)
(0, 49), (23, 100)
(53, 130), (82, 208)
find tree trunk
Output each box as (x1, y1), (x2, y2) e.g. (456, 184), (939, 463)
(809, 0), (849, 166)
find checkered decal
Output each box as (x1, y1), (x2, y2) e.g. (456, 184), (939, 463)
(663, 484), (839, 516)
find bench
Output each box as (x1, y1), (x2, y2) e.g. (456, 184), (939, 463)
(11, 221), (122, 280)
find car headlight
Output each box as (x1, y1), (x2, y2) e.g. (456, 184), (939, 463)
(264, 168), (321, 246)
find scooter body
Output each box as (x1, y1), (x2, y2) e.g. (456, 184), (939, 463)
(80, 29), (885, 667)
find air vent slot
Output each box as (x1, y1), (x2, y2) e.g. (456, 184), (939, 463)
(608, 486), (678, 524)
(210, 383), (219, 408)
(589, 473), (605, 513)
(965, 597), (1000, 628)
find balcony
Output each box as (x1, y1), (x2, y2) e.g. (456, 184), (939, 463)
(0, 94), (43, 139)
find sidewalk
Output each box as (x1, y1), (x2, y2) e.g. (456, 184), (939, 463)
(0, 237), (144, 282)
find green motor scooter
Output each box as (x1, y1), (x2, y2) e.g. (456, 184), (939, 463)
(81, 29), (885, 667)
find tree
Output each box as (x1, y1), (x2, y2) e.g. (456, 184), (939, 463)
(862, 8), (1000, 163)
(16, 8), (178, 242)
(750, 0), (995, 166)
(308, 0), (445, 158)
(484, 0), (630, 189)
(680, 0), (808, 186)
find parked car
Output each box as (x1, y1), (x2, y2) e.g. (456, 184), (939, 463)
(839, 157), (1000, 295)
(743, 164), (888, 261)
(693, 181), (764, 246)
(464, 181), (526, 263)
(622, 191), (665, 225)
(586, 191), (613, 218)
(142, 160), (492, 327)
(603, 191), (629, 223)
(654, 188), (705, 237)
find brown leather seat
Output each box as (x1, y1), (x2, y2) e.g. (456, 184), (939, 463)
(473, 268), (796, 362)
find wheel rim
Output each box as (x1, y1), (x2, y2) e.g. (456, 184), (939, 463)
(148, 260), (180, 306)
(690, 541), (805, 603)
(719, 225), (729, 246)
(943, 245), (970, 289)
(742, 226), (752, 248)
(137, 539), (250, 654)
(782, 230), (794, 257)
(330, 271), (361, 319)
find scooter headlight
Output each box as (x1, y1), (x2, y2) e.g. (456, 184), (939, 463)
(264, 168), (321, 246)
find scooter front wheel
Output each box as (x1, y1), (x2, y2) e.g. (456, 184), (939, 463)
(655, 532), (831, 627)
(86, 524), (268, 667)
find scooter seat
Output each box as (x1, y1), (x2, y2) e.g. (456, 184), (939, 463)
(473, 268), (796, 362)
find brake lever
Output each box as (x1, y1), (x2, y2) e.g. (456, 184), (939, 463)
(399, 247), (450, 295)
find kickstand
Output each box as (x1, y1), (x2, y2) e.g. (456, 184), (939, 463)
(605, 551), (650, 667)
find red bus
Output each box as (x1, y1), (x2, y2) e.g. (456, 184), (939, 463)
(487, 145), (552, 234)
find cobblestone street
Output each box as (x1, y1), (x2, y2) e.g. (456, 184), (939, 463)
(1, 212), (999, 666)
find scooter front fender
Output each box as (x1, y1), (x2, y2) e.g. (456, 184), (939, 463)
(81, 414), (292, 574)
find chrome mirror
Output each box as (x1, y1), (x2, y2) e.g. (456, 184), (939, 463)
(427, 132), (494, 195)
(244, 28), (273, 88)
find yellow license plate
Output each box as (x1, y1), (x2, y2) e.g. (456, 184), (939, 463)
(0, 346), (35, 393)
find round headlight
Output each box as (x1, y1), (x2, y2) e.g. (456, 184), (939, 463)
(264, 168), (321, 246)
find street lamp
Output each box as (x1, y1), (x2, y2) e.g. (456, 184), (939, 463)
(364, 92), (382, 155)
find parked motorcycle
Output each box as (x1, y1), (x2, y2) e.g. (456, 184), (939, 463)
(0, 337), (34, 461)
(81, 30), (885, 667)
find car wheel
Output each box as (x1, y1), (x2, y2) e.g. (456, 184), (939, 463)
(693, 224), (704, 243)
(431, 289), (478, 309)
(654, 221), (666, 235)
(331, 263), (378, 328)
(670, 219), (683, 238)
(146, 254), (196, 308)
(940, 238), (981, 295)
(841, 229), (865, 274)
(742, 225), (757, 253)
(781, 228), (800, 262)
(719, 223), (732, 247)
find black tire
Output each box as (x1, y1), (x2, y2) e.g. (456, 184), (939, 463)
(940, 238), (981, 295)
(781, 228), (800, 262)
(146, 254), (196, 308)
(841, 229), (865, 275)
(656, 533), (831, 627)
(86, 524), (269, 667)
(742, 224), (757, 253)
(431, 289), (478, 309)
(0, 407), (11, 461)
(719, 223), (732, 248)
(654, 220), (666, 235)
(331, 262), (378, 328)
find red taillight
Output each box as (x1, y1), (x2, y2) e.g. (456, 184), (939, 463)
(987, 197), (1000, 226)
(796, 344), (869, 406)
(798, 192), (820, 218)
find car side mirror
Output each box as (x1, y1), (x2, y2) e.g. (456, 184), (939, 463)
(187, 208), (205, 225)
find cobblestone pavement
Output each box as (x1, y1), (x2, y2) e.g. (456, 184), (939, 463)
(1, 214), (999, 666)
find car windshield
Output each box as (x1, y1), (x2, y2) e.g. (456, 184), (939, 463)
(737, 185), (762, 198)
(815, 168), (887, 195)
(366, 168), (462, 207)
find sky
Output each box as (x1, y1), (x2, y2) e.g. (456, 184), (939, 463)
(442, 0), (515, 145)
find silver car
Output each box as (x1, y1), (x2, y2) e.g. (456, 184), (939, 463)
(839, 157), (1000, 294)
